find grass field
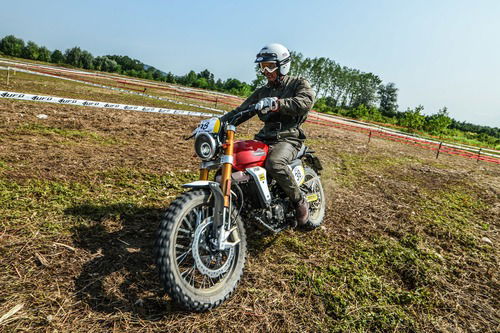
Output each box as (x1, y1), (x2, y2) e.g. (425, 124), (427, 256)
(0, 71), (499, 332)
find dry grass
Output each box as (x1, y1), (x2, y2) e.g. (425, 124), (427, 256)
(0, 74), (499, 332)
(0, 70), (227, 113)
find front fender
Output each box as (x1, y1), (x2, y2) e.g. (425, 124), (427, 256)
(182, 181), (225, 235)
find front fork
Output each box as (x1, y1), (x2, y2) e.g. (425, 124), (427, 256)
(199, 125), (239, 250)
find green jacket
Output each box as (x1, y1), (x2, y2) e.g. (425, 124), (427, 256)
(221, 76), (315, 143)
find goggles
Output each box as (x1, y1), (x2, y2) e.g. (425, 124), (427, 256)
(259, 61), (278, 73)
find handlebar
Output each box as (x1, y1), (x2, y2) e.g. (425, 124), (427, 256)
(228, 104), (256, 126)
(185, 104), (257, 140)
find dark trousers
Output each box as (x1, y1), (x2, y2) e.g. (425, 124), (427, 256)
(264, 141), (302, 203)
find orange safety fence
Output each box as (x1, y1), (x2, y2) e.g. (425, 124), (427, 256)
(306, 116), (500, 164)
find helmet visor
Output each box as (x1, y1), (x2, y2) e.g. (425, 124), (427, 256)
(259, 61), (278, 73)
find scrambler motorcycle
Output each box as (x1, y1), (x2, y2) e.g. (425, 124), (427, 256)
(154, 106), (325, 311)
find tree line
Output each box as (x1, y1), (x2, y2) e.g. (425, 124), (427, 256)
(0, 35), (253, 96)
(0, 34), (498, 147)
(280, 52), (499, 146)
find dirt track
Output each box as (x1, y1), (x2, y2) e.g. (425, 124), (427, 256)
(1, 74), (499, 332)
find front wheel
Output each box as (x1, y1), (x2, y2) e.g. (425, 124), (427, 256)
(300, 166), (326, 229)
(154, 189), (247, 311)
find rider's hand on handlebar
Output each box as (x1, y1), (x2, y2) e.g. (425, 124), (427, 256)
(255, 97), (279, 114)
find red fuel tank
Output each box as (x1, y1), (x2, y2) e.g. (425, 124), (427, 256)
(233, 140), (269, 171)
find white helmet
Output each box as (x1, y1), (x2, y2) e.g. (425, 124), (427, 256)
(255, 43), (291, 76)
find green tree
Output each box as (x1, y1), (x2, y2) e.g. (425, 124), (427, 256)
(378, 82), (398, 117)
(21, 41), (40, 60)
(425, 107), (452, 134)
(238, 84), (252, 96)
(222, 78), (252, 96)
(400, 106), (425, 131)
(0, 35), (25, 57)
(165, 72), (176, 83)
(289, 51), (303, 76)
(308, 57), (329, 97)
(38, 46), (51, 62)
(93, 56), (120, 72)
(152, 69), (163, 81)
(65, 47), (83, 67)
(194, 77), (209, 89)
(214, 78), (224, 90)
(252, 65), (266, 89)
(50, 49), (65, 64)
(80, 50), (94, 69)
(325, 60), (342, 105)
(106, 55), (144, 72)
(96, 57), (120, 73)
(93, 56), (106, 71)
(127, 69), (139, 77)
(223, 78), (243, 91)
(350, 73), (381, 108)
(198, 69), (215, 88)
(185, 70), (197, 86)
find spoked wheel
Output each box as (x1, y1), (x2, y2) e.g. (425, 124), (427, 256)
(300, 167), (326, 229)
(154, 189), (247, 311)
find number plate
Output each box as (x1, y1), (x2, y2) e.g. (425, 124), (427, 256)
(195, 118), (221, 135)
(306, 194), (318, 202)
(291, 165), (305, 186)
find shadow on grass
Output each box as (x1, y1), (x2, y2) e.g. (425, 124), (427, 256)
(65, 203), (184, 321)
(65, 203), (286, 320)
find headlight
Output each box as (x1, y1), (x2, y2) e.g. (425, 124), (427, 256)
(194, 132), (217, 161)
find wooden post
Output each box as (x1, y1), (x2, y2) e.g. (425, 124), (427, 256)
(215, 97), (219, 108)
(436, 142), (443, 159)
(477, 148), (482, 163)
(368, 130), (372, 143)
(6, 66), (10, 85)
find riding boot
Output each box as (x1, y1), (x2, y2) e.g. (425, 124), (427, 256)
(295, 198), (309, 226)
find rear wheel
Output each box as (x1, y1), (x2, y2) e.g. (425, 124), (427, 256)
(154, 189), (247, 311)
(300, 167), (326, 229)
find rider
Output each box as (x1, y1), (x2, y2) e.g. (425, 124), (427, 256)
(220, 43), (315, 226)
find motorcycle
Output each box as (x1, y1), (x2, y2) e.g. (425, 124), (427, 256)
(154, 105), (325, 311)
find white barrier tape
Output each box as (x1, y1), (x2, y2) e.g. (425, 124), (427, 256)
(0, 57), (242, 101)
(0, 65), (225, 114)
(0, 91), (216, 118)
(311, 111), (500, 157)
(5, 58), (496, 157)
(0, 58), (241, 104)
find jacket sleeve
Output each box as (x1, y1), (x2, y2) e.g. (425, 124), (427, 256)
(219, 89), (261, 126)
(278, 78), (315, 117)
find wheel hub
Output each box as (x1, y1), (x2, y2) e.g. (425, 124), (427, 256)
(192, 218), (235, 278)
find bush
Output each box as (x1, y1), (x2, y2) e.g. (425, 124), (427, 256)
(425, 107), (452, 135)
(399, 106), (425, 131)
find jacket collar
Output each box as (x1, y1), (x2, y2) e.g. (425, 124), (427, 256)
(266, 75), (289, 88)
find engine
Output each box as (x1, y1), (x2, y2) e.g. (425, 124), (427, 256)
(239, 178), (294, 232)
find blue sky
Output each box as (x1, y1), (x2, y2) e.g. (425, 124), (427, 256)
(1, 0), (499, 126)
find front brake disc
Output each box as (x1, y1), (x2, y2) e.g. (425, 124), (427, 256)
(192, 218), (235, 278)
